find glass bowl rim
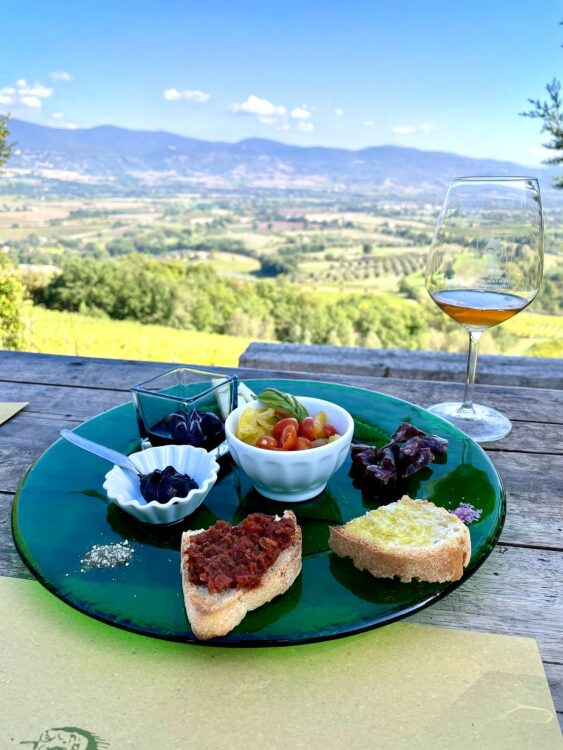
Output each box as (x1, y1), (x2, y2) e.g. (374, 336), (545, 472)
(451, 175), (539, 183)
(130, 367), (237, 405)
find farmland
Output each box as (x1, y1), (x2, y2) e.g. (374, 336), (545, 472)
(21, 306), (254, 366)
(2, 188), (562, 359)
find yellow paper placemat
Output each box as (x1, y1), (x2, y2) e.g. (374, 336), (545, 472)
(0, 576), (560, 749)
(0, 402), (27, 425)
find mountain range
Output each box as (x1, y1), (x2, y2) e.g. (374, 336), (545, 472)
(2, 118), (554, 194)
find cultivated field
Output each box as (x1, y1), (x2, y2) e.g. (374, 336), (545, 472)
(3, 188), (562, 359)
(22, 307), (254, 366)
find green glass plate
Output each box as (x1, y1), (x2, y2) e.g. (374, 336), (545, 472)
(12, 379), (505, 646)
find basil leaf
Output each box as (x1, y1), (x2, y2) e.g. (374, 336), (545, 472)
(257, 388), (309, 422)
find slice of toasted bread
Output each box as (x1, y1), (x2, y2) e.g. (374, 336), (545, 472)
(181, 510), (302, 640)
(328, 496), (471, 583)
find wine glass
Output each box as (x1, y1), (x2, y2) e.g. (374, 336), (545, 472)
(425, 176), (544, 443)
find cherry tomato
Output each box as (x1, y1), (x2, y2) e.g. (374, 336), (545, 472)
(256, 436), (279, 450)
(298, 416), (315, 441)
(273, 417), (298, 442)
(279, 423), (298, 450)
(324, 423), (337, 438)
(313, 411), (328, 439)
(295, 437), (313, 450)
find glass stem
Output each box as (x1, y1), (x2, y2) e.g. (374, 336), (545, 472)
(461, 330), (482, 411)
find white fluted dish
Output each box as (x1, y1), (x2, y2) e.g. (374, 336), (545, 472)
(225, 396), (354, 502)
(103, 444), (219, 524)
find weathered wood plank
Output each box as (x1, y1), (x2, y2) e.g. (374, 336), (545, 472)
(0, 414), (80, 494)
(411, 545), (562, 663)
(0, 553), (32, 579)
(0, 350), (170, 390)
(3, 350), (563, 424)
(0, 493), (32, 580)
(1, 377), (562, 546)
(1, 409), (562, 549)
(3, 379), (563, 458)
(1, 379), (129, 420)
(492, 451), (563, 550)
(365, 376), (563, 427)
(484, 421), (563, 454)
(545, 663), (563, 699)
(239, 342), (563, 389)
(543, 663), (563, 728)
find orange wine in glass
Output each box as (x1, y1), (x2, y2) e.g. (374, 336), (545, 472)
(425, 177), (544, 443)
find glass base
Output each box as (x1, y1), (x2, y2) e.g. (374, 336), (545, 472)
(426, 401), (512, 443)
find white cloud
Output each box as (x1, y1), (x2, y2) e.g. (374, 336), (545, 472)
(334, 108), (344, 116)
(17, 81), (53, 98)
(392, 125), (416, 134)
(291, 106), (311, 120)
(233, 94), (286, 117)
(363, 120), (375, 127)
(21, 95), (42, 109)
(187, 90), (210, 103)
(0, 79), (54, 110)
(52, 112), (64, 119)
(50, 71), (73, 82)
(163, 88), (210, 103)
(163, 88), (181, 101)
(391, 123), (434, 135)
(233, 95), (317, 132)
(65, 122), (78, 129)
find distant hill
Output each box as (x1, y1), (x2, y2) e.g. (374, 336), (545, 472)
(3, 118), (554, 194)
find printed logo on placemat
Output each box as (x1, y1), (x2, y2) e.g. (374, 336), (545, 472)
(19, 726), (109, 749)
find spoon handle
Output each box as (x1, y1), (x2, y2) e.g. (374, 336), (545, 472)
(60, 429), (141, 476)
(209, 439), (230, 461)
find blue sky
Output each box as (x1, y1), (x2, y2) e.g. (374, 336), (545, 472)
(1, 0), (562, 164)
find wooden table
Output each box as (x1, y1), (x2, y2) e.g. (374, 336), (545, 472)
(2, 350), (562, 728)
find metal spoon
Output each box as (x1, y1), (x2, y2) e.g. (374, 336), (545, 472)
(60, 429), (143, 477)
(209, 439), (230, 461)
(139, 436), (231, 460)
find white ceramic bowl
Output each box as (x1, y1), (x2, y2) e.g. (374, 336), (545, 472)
(225, 396), (354, 502)
(103, 444), (219, 525)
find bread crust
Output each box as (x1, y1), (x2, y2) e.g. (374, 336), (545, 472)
(328, 500), (471, 583)
(181, 510), (302, 640)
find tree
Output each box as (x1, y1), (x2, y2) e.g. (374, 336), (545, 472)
(258, 255), (292, 277)
(0, 255), (26, 349)
(523, 78), (563, 187)
(0, 115), (12, 167)
(0, 116), (22, 350)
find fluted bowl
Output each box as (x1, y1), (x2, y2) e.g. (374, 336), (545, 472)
(225, 396), (354, 502)
(103, 444), (219, 524)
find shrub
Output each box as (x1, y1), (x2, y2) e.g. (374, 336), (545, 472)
(0, 255), (26, 349)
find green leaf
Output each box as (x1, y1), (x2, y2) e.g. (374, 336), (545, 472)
(257, 388), (309, 421)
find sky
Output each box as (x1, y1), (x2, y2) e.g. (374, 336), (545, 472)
(1, 0), (562, 164)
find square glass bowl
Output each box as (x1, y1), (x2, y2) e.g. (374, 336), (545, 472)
(131, 367), (238, 451)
